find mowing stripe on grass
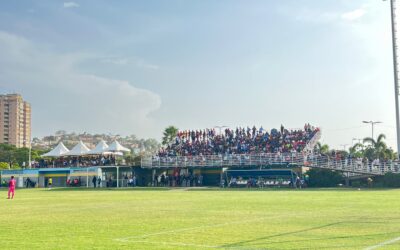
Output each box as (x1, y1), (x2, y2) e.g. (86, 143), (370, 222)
(364, 236), (400, 250)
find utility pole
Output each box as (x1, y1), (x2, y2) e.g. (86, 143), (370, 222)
(388, 0), (400, 158)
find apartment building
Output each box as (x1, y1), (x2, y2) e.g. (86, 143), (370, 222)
(0, 94), (31, 148)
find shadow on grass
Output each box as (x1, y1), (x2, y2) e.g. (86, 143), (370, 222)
(221, 221), (346, 248)
(247, 230), (400, 249)
(220, 220), (400, 249)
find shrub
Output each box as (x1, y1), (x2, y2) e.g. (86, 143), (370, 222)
(306, 168), (344, 187)
(374, 173), (400, 188)
(0, 162), (10, 170)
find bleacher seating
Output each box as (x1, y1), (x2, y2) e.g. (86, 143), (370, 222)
(158, 124), (319, 157)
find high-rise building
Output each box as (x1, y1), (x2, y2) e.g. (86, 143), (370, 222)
(0, 94), (31, 148)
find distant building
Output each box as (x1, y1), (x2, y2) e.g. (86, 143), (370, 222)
(0, 94), (31, 148)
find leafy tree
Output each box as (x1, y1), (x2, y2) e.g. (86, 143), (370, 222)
(143, 138), (160, 153)
(162, 126), (178, 145)
(0, 143), (45, 168)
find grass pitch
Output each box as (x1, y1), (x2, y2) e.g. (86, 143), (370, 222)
(1, 188), (400, 249)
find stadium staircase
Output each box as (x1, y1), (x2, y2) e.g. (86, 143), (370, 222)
(302, 129), (321, 154)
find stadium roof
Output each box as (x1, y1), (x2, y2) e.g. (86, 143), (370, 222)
(41, 142), (70, 157)
(64, 141), (90, 156)
(107, 140), (130, 152)
(86, 140), (109, 155)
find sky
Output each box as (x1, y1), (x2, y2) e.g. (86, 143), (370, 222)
(0, 0), (398, 150)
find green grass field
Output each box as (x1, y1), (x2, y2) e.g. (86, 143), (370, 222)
(1, 188), (400, 249)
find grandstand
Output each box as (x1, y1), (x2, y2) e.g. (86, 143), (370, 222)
(142, 124), (400, 178)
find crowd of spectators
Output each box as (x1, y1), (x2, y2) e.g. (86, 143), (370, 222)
(34, 155), (116, 168)
(152, 171), (204, 187)
(158, 124), (319, 157)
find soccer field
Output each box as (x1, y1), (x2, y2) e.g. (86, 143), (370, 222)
(1, 188), (400, 250)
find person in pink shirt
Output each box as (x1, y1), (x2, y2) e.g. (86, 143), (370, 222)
(8, 176), (16, 199)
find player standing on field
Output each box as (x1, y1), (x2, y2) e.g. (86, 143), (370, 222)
(8, 176), (16, 199)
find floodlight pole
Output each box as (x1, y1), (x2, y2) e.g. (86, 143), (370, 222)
(389, 0), (400, 158)
(340, 144), (348, 151)
(351, 138), (362, 146)
(28, 143), (31, 169)
(362, 121), (382, 140)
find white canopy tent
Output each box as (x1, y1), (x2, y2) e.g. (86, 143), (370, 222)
(86, 140), (110, 155)
(64, 141), (91, 156)
(107, 140), (130, 153)
(42, 142), (70, 157)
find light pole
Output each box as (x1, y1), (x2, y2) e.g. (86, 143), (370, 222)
(352, 138), (362, 146)
(23, 139), (32, 169)
(387, 0), (400, 158)
(340, 144), (348, 151)
(362, 121), (382, 140)
(28, 142), (31, 169)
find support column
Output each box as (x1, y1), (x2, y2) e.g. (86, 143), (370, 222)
(116, 166), (119, 188)
(152, 169), (156, 186)
(345, 172), (350, 187)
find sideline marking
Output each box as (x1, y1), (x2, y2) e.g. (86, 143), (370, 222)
(115, 217), (267, 242)
(123, 240), (219, 248)
(364, 236), (400, 250)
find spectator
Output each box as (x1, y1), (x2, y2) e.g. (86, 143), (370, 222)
(92, 176), (97, 188)
(157, 124), (319, 157)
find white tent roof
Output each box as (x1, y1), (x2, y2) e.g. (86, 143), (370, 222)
(86, 140), (109, 155)
(64, 141), (91, 156)
(42, 142), (70, 157)
(107, 140), (130, 152)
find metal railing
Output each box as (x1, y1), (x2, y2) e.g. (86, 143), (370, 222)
(142, 153), (306, 168)
(304, 156), (400, 175)
(142, 153), (400, 176)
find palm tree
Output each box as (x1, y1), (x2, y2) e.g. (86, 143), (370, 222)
(162, 126), (179, 145)
(315, 142), (330, 154)
(349, 143), (364, 158)
(363, 134), (390, 160)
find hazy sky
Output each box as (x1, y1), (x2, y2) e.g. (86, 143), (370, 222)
(0, 0), (398, 149)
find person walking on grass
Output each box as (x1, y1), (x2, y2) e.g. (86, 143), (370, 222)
(8, 176), (16, 199)
(48, 178), (53, 189)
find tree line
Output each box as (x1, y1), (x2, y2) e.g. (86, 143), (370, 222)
(315, 133), (397, 161)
